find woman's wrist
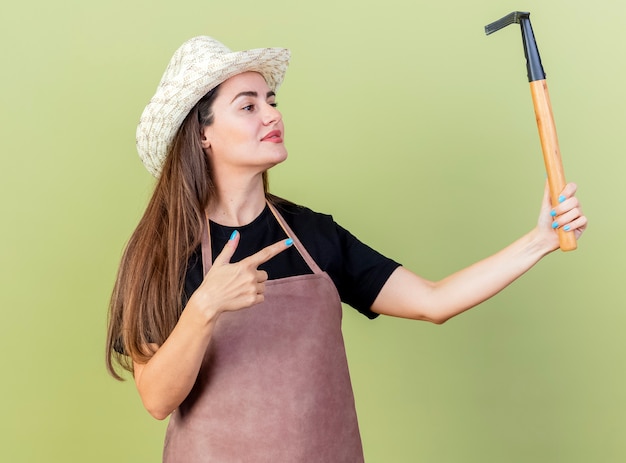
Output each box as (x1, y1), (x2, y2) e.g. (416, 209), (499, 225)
(184, 293), (221, 329)
(526, 226), (558, 259)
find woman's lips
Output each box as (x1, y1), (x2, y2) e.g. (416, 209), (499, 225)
(261, 130), (283, 143)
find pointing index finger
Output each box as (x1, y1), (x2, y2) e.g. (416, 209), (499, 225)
(245, 238), (294, 268)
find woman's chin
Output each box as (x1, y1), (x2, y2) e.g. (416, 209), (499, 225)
(268, 149), (288, 167)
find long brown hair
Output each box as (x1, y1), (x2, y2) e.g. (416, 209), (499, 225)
(106, 85), (270, 379)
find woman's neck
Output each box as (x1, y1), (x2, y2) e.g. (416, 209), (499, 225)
(207, 173), (267, 227)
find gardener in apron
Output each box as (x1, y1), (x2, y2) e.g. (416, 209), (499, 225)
(106, 36), (586, 462)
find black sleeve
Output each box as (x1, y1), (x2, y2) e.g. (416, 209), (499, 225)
(328, 221), (401, 319)
(277, 201), (401, 319)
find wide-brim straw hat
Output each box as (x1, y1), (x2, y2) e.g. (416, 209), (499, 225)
(136, 36), (291, 177)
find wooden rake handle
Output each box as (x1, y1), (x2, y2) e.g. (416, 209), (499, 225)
(530, 80), (577, 252)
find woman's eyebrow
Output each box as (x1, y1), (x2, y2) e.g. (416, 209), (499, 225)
(231, 90), (276, 103)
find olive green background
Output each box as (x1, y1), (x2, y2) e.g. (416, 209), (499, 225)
(1, 0), (624, 461)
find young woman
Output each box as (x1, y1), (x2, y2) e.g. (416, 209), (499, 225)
(106, 36), (586, 462)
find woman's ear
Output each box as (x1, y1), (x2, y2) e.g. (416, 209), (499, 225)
(200, 126), (211, 150)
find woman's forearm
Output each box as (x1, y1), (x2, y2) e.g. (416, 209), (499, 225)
(133, 304), (217, 420)
(372, 227), (554, 323)
(426, 227), (552, 322)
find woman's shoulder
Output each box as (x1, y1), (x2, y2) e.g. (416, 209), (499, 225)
(268, 195), (344, 249)
(269, 195), (335, 225)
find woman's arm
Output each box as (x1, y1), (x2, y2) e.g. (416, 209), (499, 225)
(371, 182), (586, 324)
(133, 233), (293, 420)
(132, 309), (216, 420)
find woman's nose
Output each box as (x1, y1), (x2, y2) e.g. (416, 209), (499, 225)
(263, 103), (281, 125)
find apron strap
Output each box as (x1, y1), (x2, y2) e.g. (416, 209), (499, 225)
(201, 200), (322, 277)
(266, 201), (322, 275)
(200, 210), (212, 277)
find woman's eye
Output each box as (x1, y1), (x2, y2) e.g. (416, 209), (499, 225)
(242, 102), (277, 111)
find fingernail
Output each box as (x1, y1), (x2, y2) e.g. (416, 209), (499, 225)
(285, 238), (293, 246)
(558, 195), (566, 203)
(552, 221), (559, 229)
(229, 230), (238, 241)
(563, 225), (571, 232)
(550, 209), (557, 217)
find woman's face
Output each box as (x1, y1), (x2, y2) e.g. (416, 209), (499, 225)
(201, 71), (287, 178)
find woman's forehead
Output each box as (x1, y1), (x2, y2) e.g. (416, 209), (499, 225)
(220, 71), (269, 93)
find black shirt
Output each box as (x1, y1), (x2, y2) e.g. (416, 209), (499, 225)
(184, 200), (401, 319)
